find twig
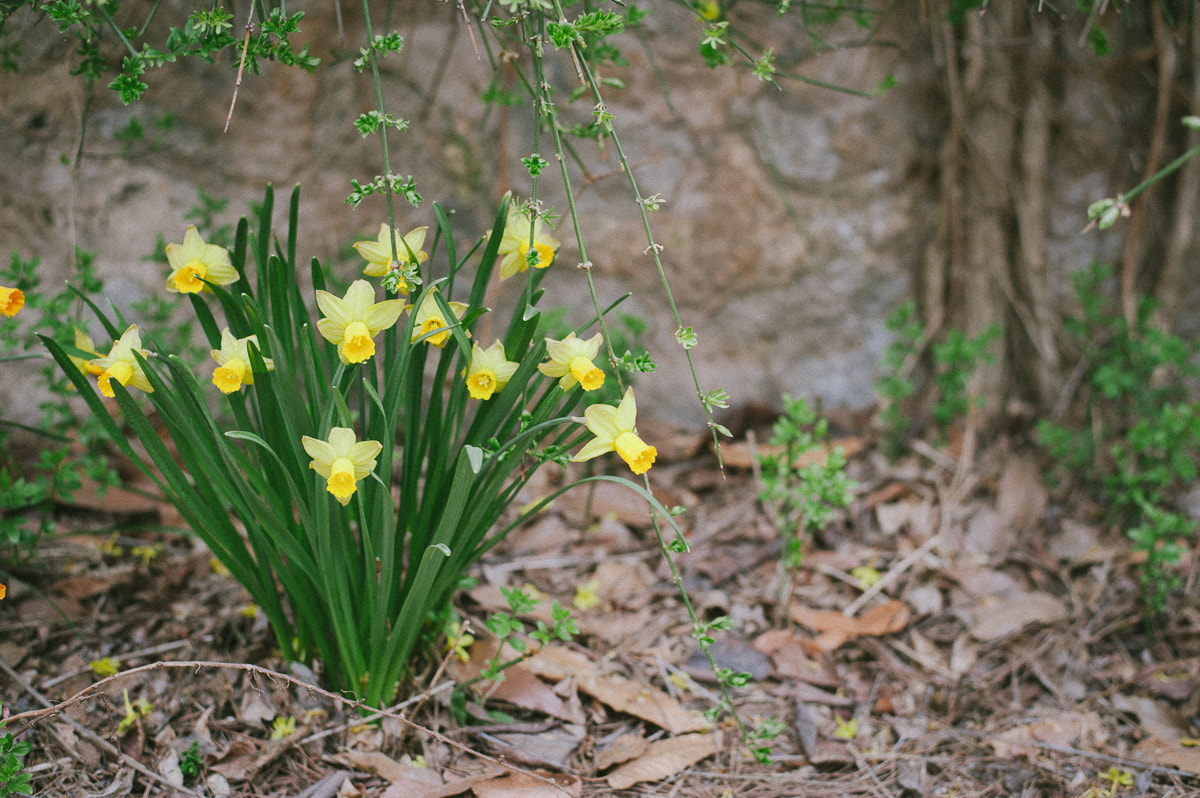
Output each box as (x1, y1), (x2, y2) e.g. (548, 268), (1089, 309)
(224, 6), (256, 133)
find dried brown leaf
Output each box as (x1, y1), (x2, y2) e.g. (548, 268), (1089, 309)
(968, 591), (1068, 641)
(604, 733), (717, 790)
(789, 599), (911, 652)
(528, 647), (709, 734)
(471, 770), (581, 798)
(595, 733), (648, 770)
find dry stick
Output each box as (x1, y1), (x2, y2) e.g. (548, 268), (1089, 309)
(0, 657), (207, 798)
(6, 660), (574, 796)
(224, 6), (256, 133)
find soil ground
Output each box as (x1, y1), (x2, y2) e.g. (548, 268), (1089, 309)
(2, 413), (1199, 798)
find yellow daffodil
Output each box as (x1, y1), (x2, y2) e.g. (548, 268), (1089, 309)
(0, 285), (24, 317)
(572, 387), (657, 475)
(465, 340), (518, 400)
(165, 225), (237, 294)
(539, 332), (604, 391)
(354, 223), (428, 294)
(0, 582), (5, 600)
(210, 328), (274, 394)
(497, 204), (560, 281)
(301, 427), (383, 506)
(70, 328), (104, 377)
(409, 289), (468, 348)
(316, 280), (405, 364)
(90, 325), (154, 398)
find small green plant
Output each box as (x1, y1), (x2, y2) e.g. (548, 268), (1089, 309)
(930, 324), (1001, 434)
(757, 395), (856, 572)
(1036, 263), (1200, 616)
(875, 299), (922, 459)
(178, 741), (202, 779)
(0, 703), (32, 798)
(480, 587), (578, 681)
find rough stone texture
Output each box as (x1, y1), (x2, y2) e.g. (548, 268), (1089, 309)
(0, 3), (1162, 425)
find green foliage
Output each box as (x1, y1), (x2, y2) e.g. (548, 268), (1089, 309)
(757, 395), (856, 570)
(481, 587), (578, 681)
(0, 703), (32, 798)
(875, 299), (921, 459)
(44, 186), (675, 706)
(930, 324), (1000, 433)
(0, 250), (120, 560)
(177, 741), (202, 779)
(1036, 263), (1200, 616)
(36, 1), (317, 104)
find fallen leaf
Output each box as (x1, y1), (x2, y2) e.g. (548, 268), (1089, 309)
(482, 725), (585, 770)
(789, 599), (911, 651)
(595, 733), (648, 770)
(449, 639), (585, 725)
(989, 712), (1103, 758)
(995, 454), (1046, 532)
(1112, 695), (1192, 742)
(1132, 735), (1200, 775)
(968, 592), (1068, 641)
(471, 770), (581, 798)
(528, 646), (708, 734)
(208, 738), (258, 781)
(605, 733), (717, 789)
(381, 771), (499, 798)
(874, 498), (934, 537)
(964, 506), (1014, 554)
(343, 751), (414, 783)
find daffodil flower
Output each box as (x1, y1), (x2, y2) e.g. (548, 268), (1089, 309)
(408, 289), (468, 348)
(316, 280), (405, 364)
(497, 204), (560, 281)
(354, 223), (428, 294)
(571, 387), (657, 475)
(165, 226), (237, 294)
(464, 340), (518, 400)
(90, 325), (154, 398)
(69, 328), (104, 377)
(0, 285), (24, 317)
(210, 328), (274, 394)
(301, 427), (383, 506)
(539, 332), (604, 391)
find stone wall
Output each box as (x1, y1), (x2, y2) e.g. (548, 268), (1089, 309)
(0, 2), (1145, 425)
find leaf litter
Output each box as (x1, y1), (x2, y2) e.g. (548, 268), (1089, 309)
(2, 413), (1199, 797)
